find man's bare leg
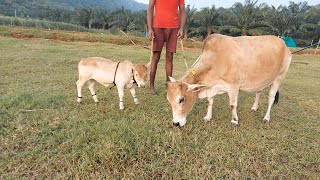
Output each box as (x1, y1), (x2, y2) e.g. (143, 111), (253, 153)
(165, 51), (174, 82)
(150, 51), (161, 95)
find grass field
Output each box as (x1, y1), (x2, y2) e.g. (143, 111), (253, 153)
(0, 33), (320, 179)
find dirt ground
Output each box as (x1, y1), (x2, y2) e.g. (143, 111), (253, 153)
(291, 48), (320, 55)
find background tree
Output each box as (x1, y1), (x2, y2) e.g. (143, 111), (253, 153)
(112, 7), (134, 32)
(0, 0), (319, 46)
(72, 8), (95, 29)
(195, 6), (220, 37)
(183, 5), (197, 39)
(227, 0), (263, 36)
(303, 5), (320, 42)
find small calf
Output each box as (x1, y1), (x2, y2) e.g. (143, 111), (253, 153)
(76, 57), (149, 109)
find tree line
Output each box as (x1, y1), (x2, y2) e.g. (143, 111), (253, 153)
(1, 0), (319, 46)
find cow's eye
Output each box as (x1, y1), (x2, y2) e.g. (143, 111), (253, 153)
(179, 97), (185, 104)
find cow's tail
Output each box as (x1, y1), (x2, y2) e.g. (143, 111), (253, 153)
(274, 91), (280, 105)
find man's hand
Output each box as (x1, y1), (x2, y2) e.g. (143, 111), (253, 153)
(177, 28), (183, 38)
(148, 29), (154, 40)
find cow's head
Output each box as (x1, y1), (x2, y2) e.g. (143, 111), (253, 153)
(132, 62), (150, 88)
(166, 77), (207, 127)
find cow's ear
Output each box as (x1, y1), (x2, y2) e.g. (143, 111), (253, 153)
(169, 76), (176, 82)
(187, 84), (208, 92)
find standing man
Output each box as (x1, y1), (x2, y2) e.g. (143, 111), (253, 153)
(147, 0), (186, 95)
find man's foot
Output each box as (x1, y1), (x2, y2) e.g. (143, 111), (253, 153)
(150, 91), (158, 96)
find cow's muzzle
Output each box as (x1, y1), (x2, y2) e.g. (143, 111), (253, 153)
(173, 122), (180, 127)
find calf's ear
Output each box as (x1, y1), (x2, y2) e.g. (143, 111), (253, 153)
(168, 76), (177, 82)
(146, 61), (151, 69)
(187, 84), (208, 92)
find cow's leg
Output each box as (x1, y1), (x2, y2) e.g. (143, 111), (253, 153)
(263, 81), (281, 124)
(76, 79), (87, 103)
(228, 89), (239, 127)
(129, 87), (139, 104)
(87, 79), (98, 103)
(204, 97), (214, 121)
(251, 91), (262, 112)
(116, 84), (125, 110)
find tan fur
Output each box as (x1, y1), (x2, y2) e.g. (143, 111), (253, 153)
(167, 34), (292, 126)
(76, 57), (149, 109)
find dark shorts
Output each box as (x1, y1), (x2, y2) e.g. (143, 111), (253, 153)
(153, 28), (179, 53)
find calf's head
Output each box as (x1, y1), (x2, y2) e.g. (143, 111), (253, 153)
(132, 62), (150, 88)
(166, 77), (207, 127)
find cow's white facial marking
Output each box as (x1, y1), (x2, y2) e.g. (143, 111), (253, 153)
(172, 111), (187, 127)
(166, 77), (197, 127)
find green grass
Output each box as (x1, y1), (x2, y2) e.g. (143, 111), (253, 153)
(0, 34), (320, 179)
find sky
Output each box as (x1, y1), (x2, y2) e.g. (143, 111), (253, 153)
(135, 0), (319, 9)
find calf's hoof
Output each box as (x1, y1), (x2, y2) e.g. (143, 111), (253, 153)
(262, 119), (270, 124)
(251, 108), (258, 112)
(203, 116), (212, 121)
(231, 119), (239, 128)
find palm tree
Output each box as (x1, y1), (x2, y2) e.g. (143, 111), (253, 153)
(304, 5), (320, 41)
(72, 8), (95, 29)
(112, 7), (134, 32)
(131, 10), (147, 32)
(95, 9), (115, 30)
(227, 0), (263, 36)
(183, 5), (197, 39)
(265, 6), (294, 36)
(288, 2), (311, 39)
(196, 6), (220, 37)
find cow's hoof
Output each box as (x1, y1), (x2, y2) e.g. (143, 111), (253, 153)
(251, 108), (257, 112)
(231, 119), (239, 128)
(262, 119), (269, 124)
(231, 122), (239, 128)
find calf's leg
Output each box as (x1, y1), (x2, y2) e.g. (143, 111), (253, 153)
(117, 85), (125, 110)
(87, 80), (98, 103)
(76, 79), (86, 103)
(129, 87), (139, 104)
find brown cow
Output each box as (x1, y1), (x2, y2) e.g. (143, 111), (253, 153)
(76, 57), (149, 109)
(167, 34), (292, 127)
